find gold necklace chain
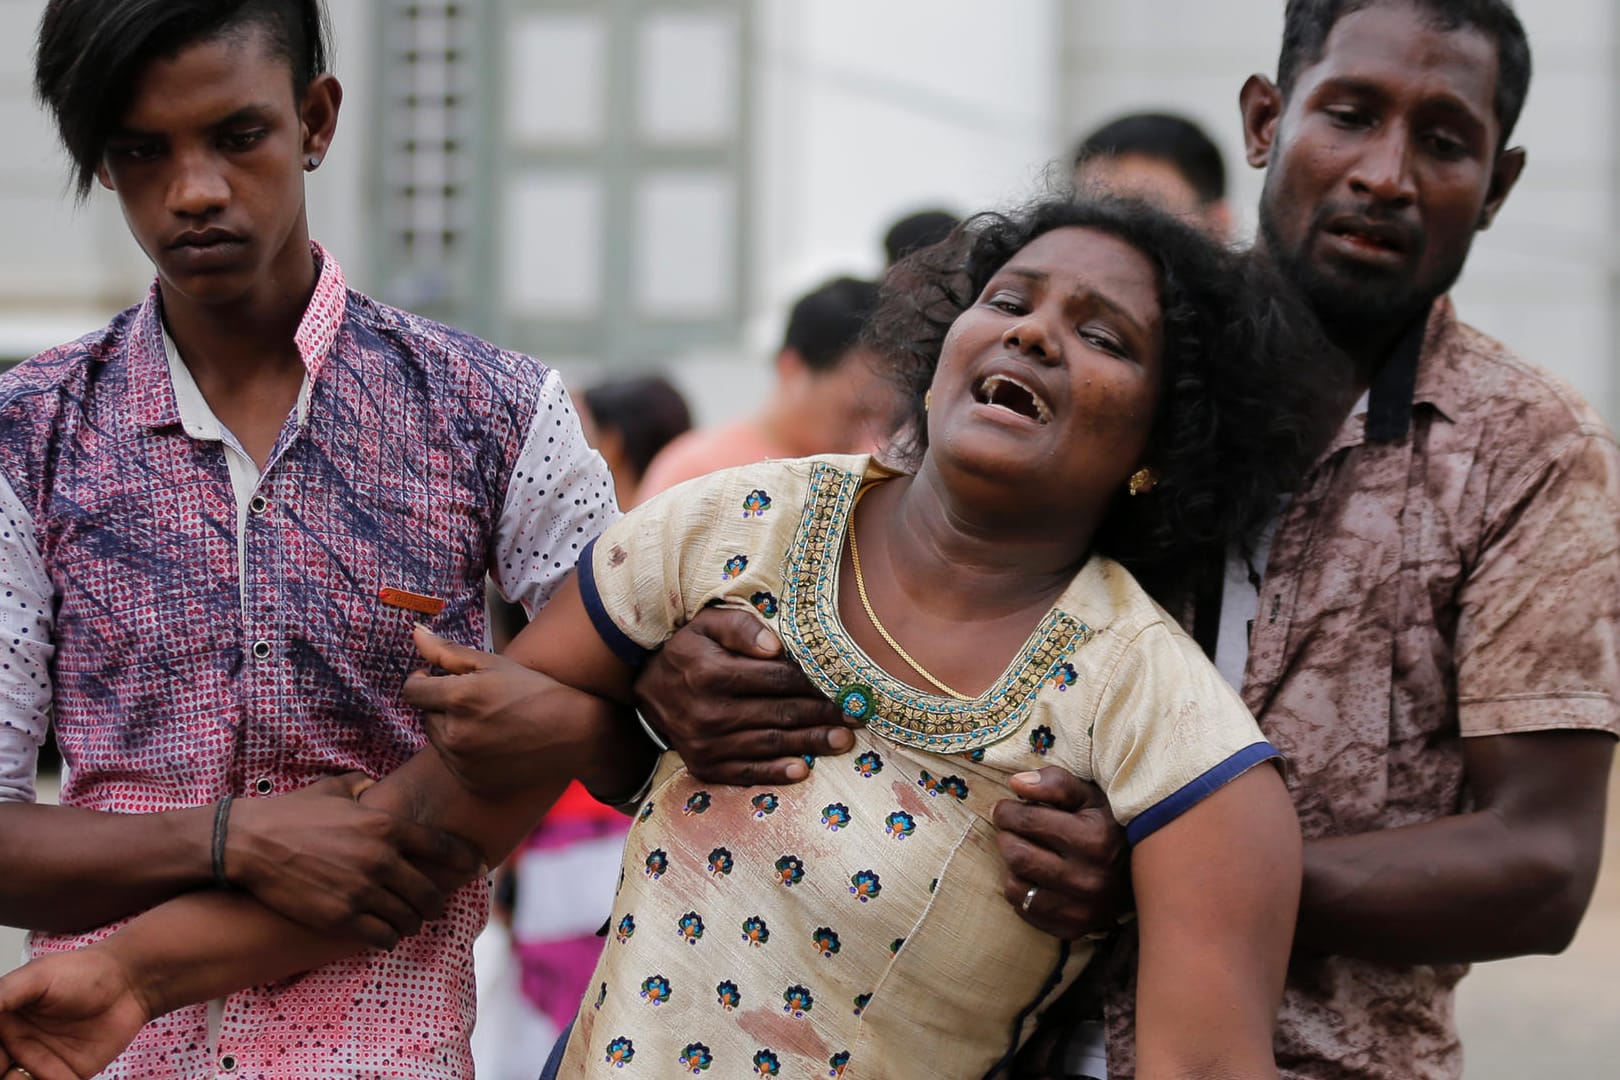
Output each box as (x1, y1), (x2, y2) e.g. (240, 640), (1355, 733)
(848, 483), (976, 701)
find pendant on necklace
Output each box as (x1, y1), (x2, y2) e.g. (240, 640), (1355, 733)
(835, 684), (876, 723)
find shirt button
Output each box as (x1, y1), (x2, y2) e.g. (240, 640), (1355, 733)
(252, 640), (272, 660)
(254, 778), (274, 796)
(219, 1054), (238, 1073)
(249, 495), (269, 515)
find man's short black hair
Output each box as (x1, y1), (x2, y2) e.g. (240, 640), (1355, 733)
(1276, 0), (1531, 148)
(782, 276), (880, 373)
(35, 0), (333, 198)
(1073, 112), (1228, 206)
(883, 209), (961, 267)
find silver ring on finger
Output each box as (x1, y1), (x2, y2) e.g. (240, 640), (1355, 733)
(1021, 885), (1039, 913)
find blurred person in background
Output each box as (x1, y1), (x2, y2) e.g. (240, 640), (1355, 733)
(1072, 112), (1234, 241)
(636, 276), (890, 499)
(478, 374), (692, 1080)
(883, 207), (960, 266)
(582, 375), (693, 509)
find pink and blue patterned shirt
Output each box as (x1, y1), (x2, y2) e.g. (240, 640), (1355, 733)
(0, 245), (617, 1079)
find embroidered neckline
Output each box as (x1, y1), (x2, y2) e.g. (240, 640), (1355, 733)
(779, 463), (1094, 752)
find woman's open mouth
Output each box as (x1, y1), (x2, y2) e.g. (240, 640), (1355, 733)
(973, 373), (1052, 425)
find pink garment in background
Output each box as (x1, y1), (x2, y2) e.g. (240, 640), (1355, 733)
(634, 419), (785, 501)
(509, 783), (629, 1028)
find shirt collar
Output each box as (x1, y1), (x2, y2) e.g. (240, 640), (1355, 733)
(1364, 310), (1427, 441)
(1318, 295), (1461, 458)
(127, 241), (347, 432)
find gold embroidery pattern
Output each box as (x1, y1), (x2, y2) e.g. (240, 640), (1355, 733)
(780, 464), (1095, 752)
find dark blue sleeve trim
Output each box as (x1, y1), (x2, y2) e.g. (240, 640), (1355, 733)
(1124, 741), (1283, 847)
(577, 535), (650, 668)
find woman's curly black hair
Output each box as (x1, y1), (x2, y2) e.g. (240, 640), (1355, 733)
(867, 195), (1349, 602)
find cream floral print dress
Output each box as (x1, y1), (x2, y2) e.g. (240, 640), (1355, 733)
(559, 455), (1279, 1079)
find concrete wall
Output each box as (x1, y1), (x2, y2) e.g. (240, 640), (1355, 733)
(690, 0), (1068, 424)
(0, 0), (146, 357)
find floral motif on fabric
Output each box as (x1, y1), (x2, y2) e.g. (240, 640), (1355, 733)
(774, 855), (805, 886)
(884, 810), (916, 839)
(604, 1036), (635, 1066)
(677, 1041), (713, 1072)
(716, 981), (741, 1011)
(741, 915), (770, 946)
(742, 489), (773, 518)
(848, 869), (882, 902)
(917, 771), (969, 800)
(640, 975), (672, 1005)
(821, 803), (852, 831)
(782, 985), (814, 1018)
(812, 926), (842, 957)
(706, 847), (733, 876)
(1028, 725), (1056, 756)
(676, 911), (705, 944)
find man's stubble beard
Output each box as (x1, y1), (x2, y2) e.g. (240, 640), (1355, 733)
(1256, 192), (1459, 352)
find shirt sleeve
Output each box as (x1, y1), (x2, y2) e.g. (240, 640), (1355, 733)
(1090, 620), (1280, 846)
(575, 470), (748, 667)
(1455, 431), (1620, 738)
(491, 370), (622, 617)
(0, 470), (53, 804)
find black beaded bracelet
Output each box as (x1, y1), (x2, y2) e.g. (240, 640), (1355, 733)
(211, 794), (235, 889)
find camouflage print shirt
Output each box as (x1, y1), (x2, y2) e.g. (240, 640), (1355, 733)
(1102, 297), (1620, 1080)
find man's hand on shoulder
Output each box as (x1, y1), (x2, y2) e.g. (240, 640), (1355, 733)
(226, 774), (481, 951)
(634, 607), (856, 786)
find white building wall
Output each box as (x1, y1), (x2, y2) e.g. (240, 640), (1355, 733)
(670, 0), (1067, 422)
(0, 0), (148, 357)
(307, 0), (377, 295)
(750, 0), (1064, 294)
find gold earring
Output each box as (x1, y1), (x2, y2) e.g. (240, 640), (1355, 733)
(1128, 467), (1159, 496)
(924, 390), (932, 412)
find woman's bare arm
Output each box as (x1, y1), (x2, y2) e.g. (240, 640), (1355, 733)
(1131, 764), (1301, 1079)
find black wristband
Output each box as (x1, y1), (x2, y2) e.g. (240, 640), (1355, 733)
(211, 794), (235, 889)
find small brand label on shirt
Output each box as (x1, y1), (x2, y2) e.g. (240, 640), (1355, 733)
(378, 587), (447, 616)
